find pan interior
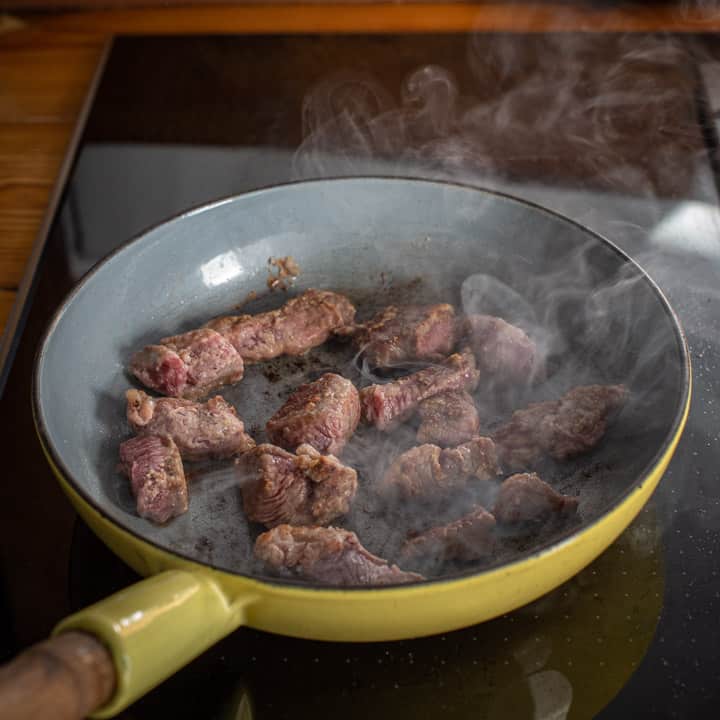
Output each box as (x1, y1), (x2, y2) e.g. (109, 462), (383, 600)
(36, 179), (686, 585)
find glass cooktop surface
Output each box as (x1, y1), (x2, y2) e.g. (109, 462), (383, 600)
(2, 33), (720, 719)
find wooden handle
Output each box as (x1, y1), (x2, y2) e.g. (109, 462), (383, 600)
(0, 631), (116, 720)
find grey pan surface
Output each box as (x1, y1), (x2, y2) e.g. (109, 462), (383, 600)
(34, 178), (689, 586)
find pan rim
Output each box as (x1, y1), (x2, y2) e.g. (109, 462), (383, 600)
(32, 175), (692, 593)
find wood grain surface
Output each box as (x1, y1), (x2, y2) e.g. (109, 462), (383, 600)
(0, 631), (115, 720)
(0, 290), (16, 333)
(1, 2), (719, 339)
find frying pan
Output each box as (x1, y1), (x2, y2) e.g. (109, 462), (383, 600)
(0, 178), (689, 719)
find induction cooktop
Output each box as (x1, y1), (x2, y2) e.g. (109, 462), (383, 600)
(2, 33), (720, 719)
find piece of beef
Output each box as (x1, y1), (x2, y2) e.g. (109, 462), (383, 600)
(465, 314), (539, 385)
(239, 444), (357, 528)
(549, 384), (629, 459)
(400, 506), (496, 565)
(492, 402), (555, 470)
(352, 304), (457, 366)
(416, 390), (480, 446)
(361, 349), (480, 431)
(493, 473), (578, 525)
(266, 373), (360, 455)
(118, 434), (188, 523)
(205, 289), (356, 363)
(255, 524), (424, 585)
(126, 389), (255, 461)
(129, 328), (244, 399)
(378, 436), (499, 503)
(493, 384), (628, 470)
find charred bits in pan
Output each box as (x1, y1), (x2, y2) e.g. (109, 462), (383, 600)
(267, 256), (300, 291)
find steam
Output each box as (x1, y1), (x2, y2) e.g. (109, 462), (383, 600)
(285, 28), (720, 579)
(293, 64), (500, 179)
(678, 0), (720, 21)
(293, 35), (700, 197)
(291, 30), (707, 404)
(461, 274), (536, 329)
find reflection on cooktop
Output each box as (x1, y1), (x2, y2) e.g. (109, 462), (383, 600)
(62, 141), (720, 283)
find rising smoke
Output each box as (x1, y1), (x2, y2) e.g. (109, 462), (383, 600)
(293, 34), (700, 198)
(288, 27), (708, 554)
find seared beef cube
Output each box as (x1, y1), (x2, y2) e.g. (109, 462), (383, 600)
(119, 434), (188, 523)
(547, 384), (629, 460)
(416, 390), (480, 446)
(378, 436), (498, 503)
(400, 506), (496, 565)
(130, 328), (244, 399)
(205, 289), (356, 363)
(465, 314), (538, 385)
(379, 445), (453, 502)
(353, 304), (456, 366)
(492, 401), (555, 470)
(239, 444), (357, 527)
(440, 437), (499, 482)
(493, 473), (578, 525)
(361, 349), (480, 431)
(126, 389), (255, 461)
(266, 373), (360, 455)
(255, 524), (424, 585)
(493, 384), (628, 470)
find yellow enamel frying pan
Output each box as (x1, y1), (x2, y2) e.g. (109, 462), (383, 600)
(0, 179), (689, 718)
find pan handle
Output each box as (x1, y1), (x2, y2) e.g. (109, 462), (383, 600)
(0, 570), (254, 719)
(0, 631), (114, 720)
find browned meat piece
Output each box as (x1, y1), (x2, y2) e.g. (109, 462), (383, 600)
(129, 328), (244, 399)
(493, 473), (578, 525)
(465, 314), (539, 385)
(126, 389), (255, 461)
(493, 384), (628, 470)
(239, 444), (357, 527)
(266, 373), (360, 455)
(205, 289), (356, 363)
(119, 434), (188, 523)
(255, 524), (424, 585)
(361, 349), (480, 431)
(351, 304), (456, 366)
(400, 506), (496, 565)
(416, 390), (480, 446)
(550, 384), (629, 459)
(492, 402), (555, 470)
(378, 436), (499, 503)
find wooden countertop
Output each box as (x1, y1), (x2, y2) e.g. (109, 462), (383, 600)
(2, 2), (719, 340)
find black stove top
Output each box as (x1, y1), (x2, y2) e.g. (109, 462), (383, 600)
(2, 33), (720, 719)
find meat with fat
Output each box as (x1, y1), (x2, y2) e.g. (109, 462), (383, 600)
(266, 373), (360, 455)
(416, 390), (480, 446)
(239, 444), (357, 527)
(465, 314), (539, 385)
(129, 328), (244, 399)
(493, 472), (578, 525)
(378, 436), (499, 503)
(493, 384), (628, 470)
(255, 524), (424, 585)
(400, 506), (496, 565)
(205, 289), (356, 363)
(118, 434), (188, 523)
(361, 348), (480, 431)
(126, 389), (255, 461)
(351, 304), (457, 366)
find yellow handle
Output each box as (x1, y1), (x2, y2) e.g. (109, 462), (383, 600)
(53, 570), (253, 718)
